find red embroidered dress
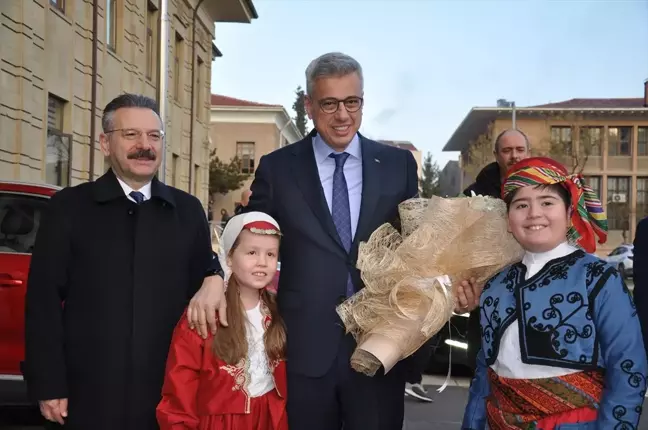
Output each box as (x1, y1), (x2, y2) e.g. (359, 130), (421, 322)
(156, 307), (287, 430)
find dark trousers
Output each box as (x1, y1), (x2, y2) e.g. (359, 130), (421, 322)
(286, 335), (406, 430)
(404, 335), (437, 384)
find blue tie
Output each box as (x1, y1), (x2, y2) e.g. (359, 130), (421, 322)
(130, 191), (145, 204)
(329, 152), (354, 297)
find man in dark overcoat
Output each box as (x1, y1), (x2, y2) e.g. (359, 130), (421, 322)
(24, 94), (225, 430)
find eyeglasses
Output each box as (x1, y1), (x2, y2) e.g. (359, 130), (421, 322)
(318, 97), (364, 114)
(105, 128), (165, 141)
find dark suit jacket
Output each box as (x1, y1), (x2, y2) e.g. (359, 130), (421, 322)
(24, 169), (213, 430)
(245, 130), (419, 377)
(633, 216), (648, 359)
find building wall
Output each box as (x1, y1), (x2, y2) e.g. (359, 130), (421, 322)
(208, 121), (280, 218)
(462, 115), (648, 255)
(411, 149), (422, 180)
(438, 160), (461, 197)
(0, 0), (216, 209)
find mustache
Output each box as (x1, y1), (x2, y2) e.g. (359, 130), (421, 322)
(127, 149), (156, 160)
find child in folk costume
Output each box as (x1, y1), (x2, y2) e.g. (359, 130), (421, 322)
(462, 157), (647, 430)
(157, 212), (287, 430)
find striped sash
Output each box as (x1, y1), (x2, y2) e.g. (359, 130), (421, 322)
(485, 368), (604, 430)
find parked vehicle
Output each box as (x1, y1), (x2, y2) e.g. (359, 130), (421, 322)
(603, 244), (634, 280)
(0, 181), (59, 406)
(426, 311), (472, 374)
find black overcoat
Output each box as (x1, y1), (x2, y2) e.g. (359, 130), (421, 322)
(24, 169), (212, 430)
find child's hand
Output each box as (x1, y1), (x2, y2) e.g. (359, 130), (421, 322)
(454, 277), (482, 313)
(187, 276), (228, 338)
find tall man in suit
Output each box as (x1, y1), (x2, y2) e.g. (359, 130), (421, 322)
(187, 52), (481, 429)
(248, 51), (421, 430)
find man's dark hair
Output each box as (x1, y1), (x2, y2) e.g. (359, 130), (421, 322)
(494, 128), (530, 153)
(101, 93), (159, 132)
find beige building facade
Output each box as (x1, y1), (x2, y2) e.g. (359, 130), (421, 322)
(209, 94), (302, 218)
(377, 140), (422, 180)
(0, 0), (257, 209)
(443, 81), (648, 254)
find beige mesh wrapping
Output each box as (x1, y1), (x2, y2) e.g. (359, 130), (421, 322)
(336, 195), (525, 376)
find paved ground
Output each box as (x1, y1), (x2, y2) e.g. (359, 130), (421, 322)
(4, 377), (648, 429)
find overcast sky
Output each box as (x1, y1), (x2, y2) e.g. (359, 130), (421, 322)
(211, 0), (648, 168)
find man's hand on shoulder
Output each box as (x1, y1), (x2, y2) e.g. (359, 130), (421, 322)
(187, 275), (228, 339)
(39, 398), (68, 425)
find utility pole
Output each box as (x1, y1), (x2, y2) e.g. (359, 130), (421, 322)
(157, 0), (170, 182)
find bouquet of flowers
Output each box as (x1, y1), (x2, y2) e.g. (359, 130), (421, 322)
(336, 195), (524, 376)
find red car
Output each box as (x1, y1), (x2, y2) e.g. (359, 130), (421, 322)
(0, 181), (59, 406)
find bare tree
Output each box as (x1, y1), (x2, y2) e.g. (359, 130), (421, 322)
(463, 122), (495, 182)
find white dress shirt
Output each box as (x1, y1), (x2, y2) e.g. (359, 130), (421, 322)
(312, 133), (363, 239)
(490, 241), (580, 379)
(116, 176), (152, 204)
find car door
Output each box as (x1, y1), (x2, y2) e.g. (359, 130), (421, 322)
(0, 191), (49, 376)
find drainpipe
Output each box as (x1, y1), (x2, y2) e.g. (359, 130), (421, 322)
(188, 0), (206, 193)
(89, 0), (99, 181)
(157, 0), (170, 182)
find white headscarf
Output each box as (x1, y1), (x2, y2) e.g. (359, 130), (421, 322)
(217, 211), (281, 285)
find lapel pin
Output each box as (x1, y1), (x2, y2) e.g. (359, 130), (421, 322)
(374, 158), (380, 163)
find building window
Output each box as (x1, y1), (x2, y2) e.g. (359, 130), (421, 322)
(172, 154), (179, 187)
(579, 127), (602, 156)
(194, 164), (200, 195)
(608, 127), (632, 156)
(551, 126), (572, 155)
(46, 95), (71, 187)
(638, 127), (648, 156)
(50, 0), (65, 12)
(584, 176), (601, 200)
(638, 177), (648, 221)
(607, 176), (630, 235)
(196, 57), (204, 121)
(145, 2), (157, 81)
(173, 33), (184, 102)
(106, 0), (117, 51)
(236, 142), (255, 174)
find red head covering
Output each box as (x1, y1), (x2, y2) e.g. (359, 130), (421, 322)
(501, 157), (607, 253)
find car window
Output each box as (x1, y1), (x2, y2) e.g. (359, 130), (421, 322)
(0, 192), (49, 254)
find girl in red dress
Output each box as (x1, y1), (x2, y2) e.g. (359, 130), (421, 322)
(157, 212), (287, 430)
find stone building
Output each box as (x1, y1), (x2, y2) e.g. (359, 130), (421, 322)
(0, 0), (257, 208)
(443, 80), (648, 253)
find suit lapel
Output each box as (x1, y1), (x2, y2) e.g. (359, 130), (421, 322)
(353, 136), (382, 248)
(292, 134), (346, 252)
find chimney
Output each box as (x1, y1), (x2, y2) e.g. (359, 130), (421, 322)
(644, 79), (648, 107)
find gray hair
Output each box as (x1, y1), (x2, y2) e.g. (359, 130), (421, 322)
(305, 52), (364, 96)
(101, 93), (159, 132)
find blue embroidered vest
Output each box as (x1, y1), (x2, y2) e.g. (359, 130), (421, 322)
(480, 249), (623, 370)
